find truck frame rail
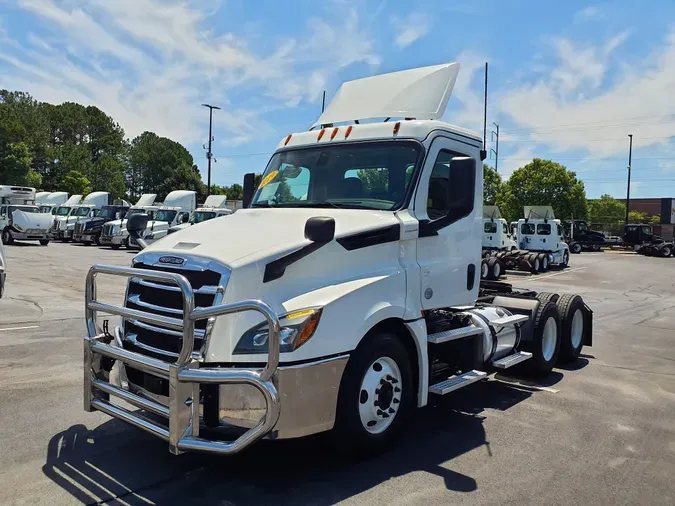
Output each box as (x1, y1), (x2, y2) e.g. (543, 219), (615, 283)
(84, 264), (281, 455)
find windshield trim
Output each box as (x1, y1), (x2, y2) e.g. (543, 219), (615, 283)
(255, 139), (426, 212)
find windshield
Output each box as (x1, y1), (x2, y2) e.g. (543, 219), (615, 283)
(190, 211), (216, 223)
(251, 142), (421, 211)
(55, 207), (70, 216)
(39, 205), (52, 213)
(99, 206), (120, 219)
(76, 207), (91, 217)
(9, 205), (39, 214)
(484, 222), (497, 233)
(155, 210), (177, 223)
(521, 223), (535, 235)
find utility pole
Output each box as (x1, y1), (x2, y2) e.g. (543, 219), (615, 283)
(625, 134), (633, 225)
(491, 122), (500, 172)
(201, 103), (221, 196)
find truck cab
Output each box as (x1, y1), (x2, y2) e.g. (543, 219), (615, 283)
(167, 194), (233, 235)
(69, 192), (117, 243)
(623, 224), (662, 246)
(128, 190), (196, 248)
(84, 62), (593, 457)
(516, 206), (570, 267)
(38, 192), (69, 215)
(482, 206), (516, 251)
(52, 194), (83, 240)
(74, 203), (130, 245)
(0, 186), (53, 246)
(564, 219), (606, 253)
(100, 194), (159, 249)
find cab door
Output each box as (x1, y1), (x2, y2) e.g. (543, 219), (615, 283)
(413, 136), (482, 309)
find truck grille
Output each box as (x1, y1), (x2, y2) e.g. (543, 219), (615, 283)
(75, 222), (84, 234)
(121, 257), (228, 395)
(102, 223), (113, 236)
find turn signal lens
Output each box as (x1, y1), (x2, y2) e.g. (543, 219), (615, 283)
(317, 129), (325, 141)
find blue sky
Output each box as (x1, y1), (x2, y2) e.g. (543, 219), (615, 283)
(1, 0), (675, 198)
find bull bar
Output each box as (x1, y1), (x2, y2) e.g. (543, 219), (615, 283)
(84, 264), (281, 455)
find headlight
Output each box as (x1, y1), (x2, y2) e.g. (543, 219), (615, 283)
(234, 307), (322, 354)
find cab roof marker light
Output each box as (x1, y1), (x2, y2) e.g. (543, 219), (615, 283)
(317, 129), (326, 141)
(393, 121), (401, 135)
(284, 134), (292, 146)
(345, 125), (353, 139)
(330, 127), (339, 140)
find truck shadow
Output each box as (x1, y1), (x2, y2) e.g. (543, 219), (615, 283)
(42, 380), (540, 505)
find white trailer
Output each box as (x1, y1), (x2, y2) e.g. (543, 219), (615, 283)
(83, 62), (594, 457)
(100, 194), (159, 249)
(0, 186), (53, 245)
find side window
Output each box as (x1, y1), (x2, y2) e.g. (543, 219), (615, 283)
(426, 150), (475, 222)
(181, 212), (190, 223)
(642, 226), (651, 234)
(484, 222), (497, 233)
(0, 206), (6, 218)
(537, 224), (551, 235)
(521, 223), (535, 235)
(557, 224), (563, 236)
(502, 223), (508, 234)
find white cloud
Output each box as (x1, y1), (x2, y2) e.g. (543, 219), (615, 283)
(392, 12), (431, 49)
(574, 5), (602, 22)
(498, 29), (675, 158)
(0, 0), (381, 151)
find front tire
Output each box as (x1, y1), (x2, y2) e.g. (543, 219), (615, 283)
(39, 239), (49, 246)
(2, 229), (14, 245)
(570, 242), (582, 254)
(332, 332), (414, 456)
(110, 243), (121, 250)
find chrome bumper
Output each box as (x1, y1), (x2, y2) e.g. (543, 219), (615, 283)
(99, 234), (123, 245)
(84, 264), (282, 455)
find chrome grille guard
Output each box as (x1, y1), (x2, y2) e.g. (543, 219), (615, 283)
(84, 264), (281, 455)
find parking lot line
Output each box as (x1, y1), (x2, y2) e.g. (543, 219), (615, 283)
(0, 325), (39, 332)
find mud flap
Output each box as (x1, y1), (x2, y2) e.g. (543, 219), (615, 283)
(583, 302), (593, 346)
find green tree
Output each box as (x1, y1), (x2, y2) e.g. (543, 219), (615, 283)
(0, 141), (32, 183)
(483, 164), (502, 205)
(628, 210), (648, 224)
(224, 183), (243, 200)
(650, 214), (661, 225)
(61, 170), (92, 196)
(25, 169), (42, 188)
(588, 194), (626, 226)
(497, 158), (587, 222)
(356, 168), (388, 193)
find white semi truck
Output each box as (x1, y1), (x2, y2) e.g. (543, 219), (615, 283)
(127, 190), (196, 248)
(83, 63), (594, 457)
(482, 206), (516, 252)
(57, 192), (110, 242)
(51, 194), (83, 239)
(100, 194), (159, 249)
(38, 192), (70, 215)
(167, 195), (236, 235)
(0, 186), (53, 245)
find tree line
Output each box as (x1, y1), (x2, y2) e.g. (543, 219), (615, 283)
(0, 90), (245, 202)
(483, 159), (660, 230)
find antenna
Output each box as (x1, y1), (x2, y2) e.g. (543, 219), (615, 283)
(480, 62), (488, 161)
(322, 90), (326, 113)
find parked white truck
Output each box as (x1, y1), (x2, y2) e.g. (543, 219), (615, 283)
(482, 206), (516, 252)
(38, 192), (70, 215)
(57, 192), (109, 242)
(127, 190), (196, 248)
(516, 206), (570, 269)
(167, 195), (235, 235)
(51, 194), (83, 239)
(84, 62), (593, 457)
(0, 185), (53, 245)
(100, 194), (159, 249)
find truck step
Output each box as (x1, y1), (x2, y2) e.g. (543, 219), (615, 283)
(491, 314), (529, 327)
(492, 351), (532, 369)
(429, 370), (487, 395)
(427, 326), (483, 344)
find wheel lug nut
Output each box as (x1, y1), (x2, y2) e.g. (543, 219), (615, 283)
(377, 409), (384, 416)
(394, 387), (401, 393)
(393, 398), (400, 404)
(390, 378), (399, 384)
(388, 408), (395, 414)
(382, 412), (390, 418)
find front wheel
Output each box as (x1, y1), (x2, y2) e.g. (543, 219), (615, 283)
(570, 242), (582, 254)
(2, 229), (14, 245)
(561, 250), (570, 267)
(332, 332), (414, 456)
(39, 239), (49, 246)
(110, 243), (121, 250)
(660, 245), (672, 258)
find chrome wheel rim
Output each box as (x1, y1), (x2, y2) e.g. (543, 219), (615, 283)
(542, 317), (557, 362)
(570, 309), (584, 348)
(542, 255), (548, 269)
(481, 262), (488, 278)
(359, 357), (402, 434)
(493, 262), (500, 278)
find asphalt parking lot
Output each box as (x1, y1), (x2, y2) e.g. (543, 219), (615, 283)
(0, 243), (674, 505)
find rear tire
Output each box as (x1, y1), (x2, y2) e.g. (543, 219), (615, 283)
(557, 294), (587, 362)
(521, 301), (561, 376)
(570, 242), (582, 254)
(527, 254), (540, 274)
(535, 292), (560, 305)
(39, 239), (49, 246)
(660, 245), (672, 258)
(332, 332), (414, 456)
(561, 250), (570, 268)
(480, 260), (489, 279)
(111, 244), (121, 250)
(487, 257), (502, 280)
(2, 229), (14, 245)
(538, 253), (549, 272)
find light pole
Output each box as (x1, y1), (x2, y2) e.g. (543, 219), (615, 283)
(625, 134), (633, 225)
(202, 103), (221, 196)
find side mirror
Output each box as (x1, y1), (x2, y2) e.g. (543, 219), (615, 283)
(126, 213), (149, 249)
(243, 172), (255, 208)
(304, 216), (335, 243)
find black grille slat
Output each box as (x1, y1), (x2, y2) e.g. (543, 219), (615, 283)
(123, 261), (223, 360)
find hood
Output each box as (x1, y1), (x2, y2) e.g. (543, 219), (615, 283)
(586, 230), (605, 240)
(142, 208), (400, 267)
(11, 210), (54, 231)
(167, 223), (190, 235)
